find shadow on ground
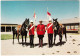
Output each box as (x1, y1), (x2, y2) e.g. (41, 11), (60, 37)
(53, 41), (66, 46)
(18, 42), (30, 47)
(35, 43), (48, 47)
(18, 42), (48, 47)
(16, 41), (66, 47)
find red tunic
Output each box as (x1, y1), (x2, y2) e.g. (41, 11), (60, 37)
(46, 23), (53, 34)
(28, 24), (34, 35)
(37, 24), (45, 35)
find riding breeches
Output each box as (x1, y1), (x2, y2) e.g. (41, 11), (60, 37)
(48, 34), (53, 46)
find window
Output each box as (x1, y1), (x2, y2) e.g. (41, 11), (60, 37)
(66, 26), (70, 30)
(75, 25), (78, 30)
(6, 27), (11, 32)
(1, 27), (5, 32)
(71, 26), (75, 29)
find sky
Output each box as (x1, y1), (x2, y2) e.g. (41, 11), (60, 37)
(1, 1), (79, 24)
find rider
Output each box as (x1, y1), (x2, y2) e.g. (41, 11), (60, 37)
(28, 20), (35, 48)
(37, 20), (45, 48)
(46, 18), (54, 48)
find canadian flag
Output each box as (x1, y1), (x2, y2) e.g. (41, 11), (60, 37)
(47, 11), (51, 16)
(47, 11), (52, 19)
(33, 12), (36, 19)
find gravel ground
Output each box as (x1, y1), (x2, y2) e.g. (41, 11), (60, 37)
(1, 33), (80, 55)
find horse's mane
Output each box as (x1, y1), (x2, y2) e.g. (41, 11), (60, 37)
(56, 21), (60, 27)
(56, 21), (63, 28)
(22, 19), (26, 27)
(22, 22), (25, 27)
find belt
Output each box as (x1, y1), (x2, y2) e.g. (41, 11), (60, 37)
(38, 29), (44, 31)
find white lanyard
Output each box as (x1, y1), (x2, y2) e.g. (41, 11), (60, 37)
(29, 25), (34, 31)
(48, 23), (53, 29)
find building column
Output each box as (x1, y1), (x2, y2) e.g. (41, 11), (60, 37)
(70, 25), (71, 29)
(74, 25), (75, 29)
(78, 25), (80, 34)
(11, 26), (12, 32)
(5, 26), (6, 32)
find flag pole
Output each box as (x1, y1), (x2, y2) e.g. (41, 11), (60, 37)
(34, 9), (36, 31)
(34, 10), (35, 25)
(46, 7), (48, 31)
(47, 7), (48, 12)
(47, 7), (48, 20)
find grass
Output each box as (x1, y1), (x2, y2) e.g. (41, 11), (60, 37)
(1, 34), (17, 40)
(1, 34), (25, 40)
(1, 34), (35, 40)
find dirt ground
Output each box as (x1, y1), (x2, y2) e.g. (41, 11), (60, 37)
(1, 33), (80, 55)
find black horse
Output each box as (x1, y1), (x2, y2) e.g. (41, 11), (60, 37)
(13, 18), (29, 45)
(53, 18), (67, 44)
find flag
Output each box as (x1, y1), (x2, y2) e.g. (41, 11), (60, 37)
(33, 12), (36, 19)
(47, 11), (52, 19)
(47, 11), (51, 16)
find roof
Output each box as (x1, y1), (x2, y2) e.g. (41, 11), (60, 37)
(1, 18), (80, 26)
(1, 23), (18, 25)
(59, 18), (80, 24)
(35, 20), (48, 26)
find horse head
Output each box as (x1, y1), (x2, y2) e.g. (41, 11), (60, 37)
(24, 18), (29, 27)
(53, 18), (58, 28)
(53, 18), (60, 31)
(21, 18), (29, 31)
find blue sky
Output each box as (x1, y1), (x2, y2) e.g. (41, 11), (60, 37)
(1, 1), (79, 24)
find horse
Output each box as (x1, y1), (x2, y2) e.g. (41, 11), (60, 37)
(52, 18), (67, 44)
(13, 18), (29, 45)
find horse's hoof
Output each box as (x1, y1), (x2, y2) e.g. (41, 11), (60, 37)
(53, 43), (55, 44)
(60, 42), (62, 43)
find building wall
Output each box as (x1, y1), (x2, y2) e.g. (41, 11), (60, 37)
(63, 23), (80, 33)
(1, 22), (80, 34)
(1, 24), (18, 32)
